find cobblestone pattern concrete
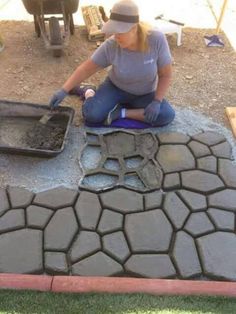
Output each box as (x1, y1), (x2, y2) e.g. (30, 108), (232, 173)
(0, 131), (236, 281)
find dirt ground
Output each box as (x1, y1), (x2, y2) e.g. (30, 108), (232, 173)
(0, 20), (236, 129)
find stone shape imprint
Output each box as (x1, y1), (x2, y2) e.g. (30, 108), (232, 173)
(1, 132), (236, 281)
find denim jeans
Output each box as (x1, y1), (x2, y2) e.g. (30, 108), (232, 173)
(82, 77), (175, 126)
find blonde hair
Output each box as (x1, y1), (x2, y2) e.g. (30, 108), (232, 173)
(137, 22), (152, 52)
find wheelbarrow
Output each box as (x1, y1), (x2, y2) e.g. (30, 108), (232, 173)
(22, 0), (79, 57)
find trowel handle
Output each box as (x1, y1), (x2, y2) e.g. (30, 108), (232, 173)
(155, 15), (184, 26)
(168, 19), (184, 26)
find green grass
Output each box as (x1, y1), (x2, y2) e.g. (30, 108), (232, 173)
(0, 291), (236, 314)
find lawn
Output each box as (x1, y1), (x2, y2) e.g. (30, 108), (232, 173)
(0, 290), (236, 314)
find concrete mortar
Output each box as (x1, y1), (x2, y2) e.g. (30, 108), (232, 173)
(0, 107), (235, 193)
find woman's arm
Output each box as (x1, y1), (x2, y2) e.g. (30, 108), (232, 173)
(62, 58), (102, 92)
(155, 63), (172, 101)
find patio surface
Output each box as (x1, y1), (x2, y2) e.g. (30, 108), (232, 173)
(0, 0), (236, 286)
(1, 130), (236, 281)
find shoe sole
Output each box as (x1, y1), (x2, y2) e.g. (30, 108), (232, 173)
(105, 104), (120, 125)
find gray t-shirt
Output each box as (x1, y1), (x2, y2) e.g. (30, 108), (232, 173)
(91, 29), (172, 95)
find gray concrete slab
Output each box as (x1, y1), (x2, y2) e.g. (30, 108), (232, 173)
(0, 180), (235, 280)
(0, 118), (236, 281)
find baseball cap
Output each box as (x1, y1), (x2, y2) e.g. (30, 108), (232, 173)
(101, 0), (139, 34)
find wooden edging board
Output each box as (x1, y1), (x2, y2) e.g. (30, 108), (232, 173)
(1, 274), (236, 297)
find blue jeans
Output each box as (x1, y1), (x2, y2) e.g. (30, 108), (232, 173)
(82, 77), (175, 126)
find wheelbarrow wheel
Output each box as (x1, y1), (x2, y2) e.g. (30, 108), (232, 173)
(49, 16), (62, 57)
(69, 14), (75, 35)
(34, 15), (40, 37)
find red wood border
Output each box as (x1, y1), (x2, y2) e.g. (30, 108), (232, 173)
(52, 276), (236, 296)
(1, 274), (236, 297)
(0, 274), (52, 291)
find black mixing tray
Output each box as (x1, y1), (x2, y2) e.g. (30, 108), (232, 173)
(0, 100), (74, 157)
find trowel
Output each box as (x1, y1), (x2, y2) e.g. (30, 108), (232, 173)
(39, 110), (54, 125)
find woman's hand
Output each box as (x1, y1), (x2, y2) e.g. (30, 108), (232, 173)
(49, 89), (68, 109)
(144, 100), (161, 123)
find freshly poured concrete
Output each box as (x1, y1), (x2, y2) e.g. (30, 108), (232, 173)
(1, 108), (236, 281)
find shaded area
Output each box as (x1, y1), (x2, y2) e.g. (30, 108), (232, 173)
(0, 291), (236, 314)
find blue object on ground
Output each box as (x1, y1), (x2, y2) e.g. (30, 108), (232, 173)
(86, 118), (153, 129)
(204, 35), (224, 47)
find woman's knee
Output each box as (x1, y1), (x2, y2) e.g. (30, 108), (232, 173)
(82, 98), (106, 123)
(152, 100), (175, 126)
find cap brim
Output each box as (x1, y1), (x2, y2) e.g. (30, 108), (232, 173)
(101, 20), (136, 34)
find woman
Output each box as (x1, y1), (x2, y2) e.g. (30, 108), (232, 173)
(49, 0), (175, 127)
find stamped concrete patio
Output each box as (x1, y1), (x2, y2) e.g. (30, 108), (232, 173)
(1, 130), (236, 281)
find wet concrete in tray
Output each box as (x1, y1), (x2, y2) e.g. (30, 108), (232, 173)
(1, 130), (236, 281)
(0, 115), (67, 152)
(0, 115), (68, 151)
(25, 121), (66, 151)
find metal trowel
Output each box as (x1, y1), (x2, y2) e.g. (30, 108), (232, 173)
(39, 111), (54, 125)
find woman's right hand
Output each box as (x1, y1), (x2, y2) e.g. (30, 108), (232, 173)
(49, 89), (68, 109)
